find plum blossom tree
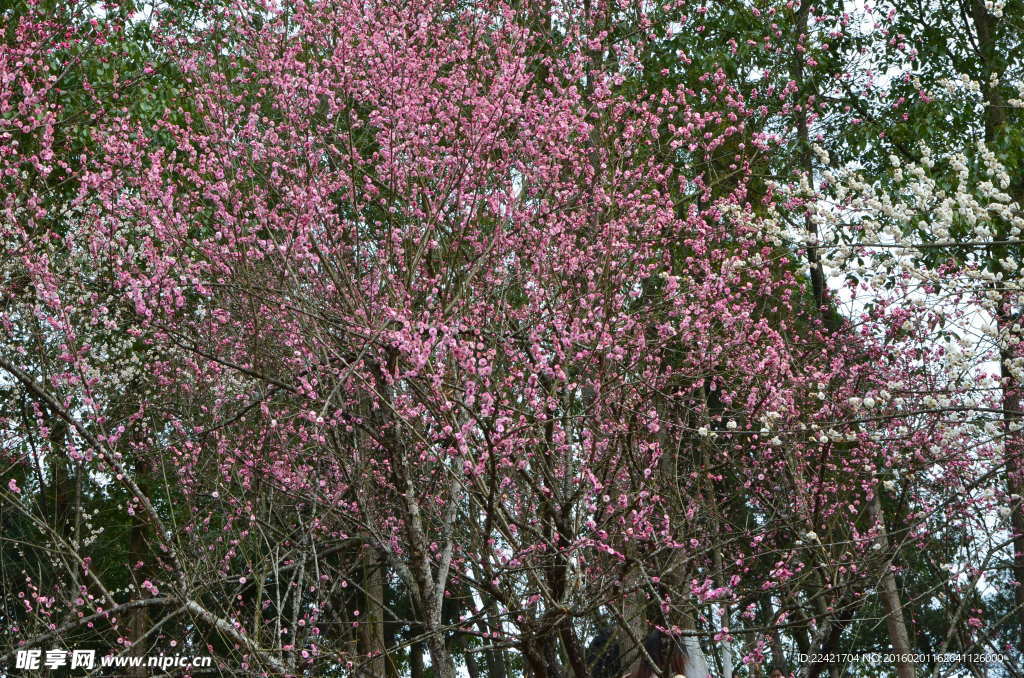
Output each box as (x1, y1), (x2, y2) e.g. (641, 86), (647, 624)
(3, 0), (1020, 677)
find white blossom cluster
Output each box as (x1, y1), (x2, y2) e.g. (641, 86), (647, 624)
(937, 74), (983, 97)
(983, 0), (1006, 18)
(1010, 79), (1024, 108)
(807, 136), (1021, 498)
(822, 140), (1022, 304)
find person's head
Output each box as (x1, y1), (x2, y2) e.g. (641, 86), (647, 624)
(768, 668), (786, 678)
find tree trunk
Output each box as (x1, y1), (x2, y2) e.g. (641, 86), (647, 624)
(426, 633), (457, 678)
(475, 592), (509, 678)
(969, 0), (1024, 644)
(869, 492), (915, 678)
(615, 574), (649, 676)
(359, 546), (387, 678)
(126, 517), (151, 678)
(409, 637), (425, 678)
(789, 0), (835, 331)
(465, 646), (480, 678)
(680, 612), (710, 678)
(762, 597), (788, 672)
(996, 316), (1024, 644)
